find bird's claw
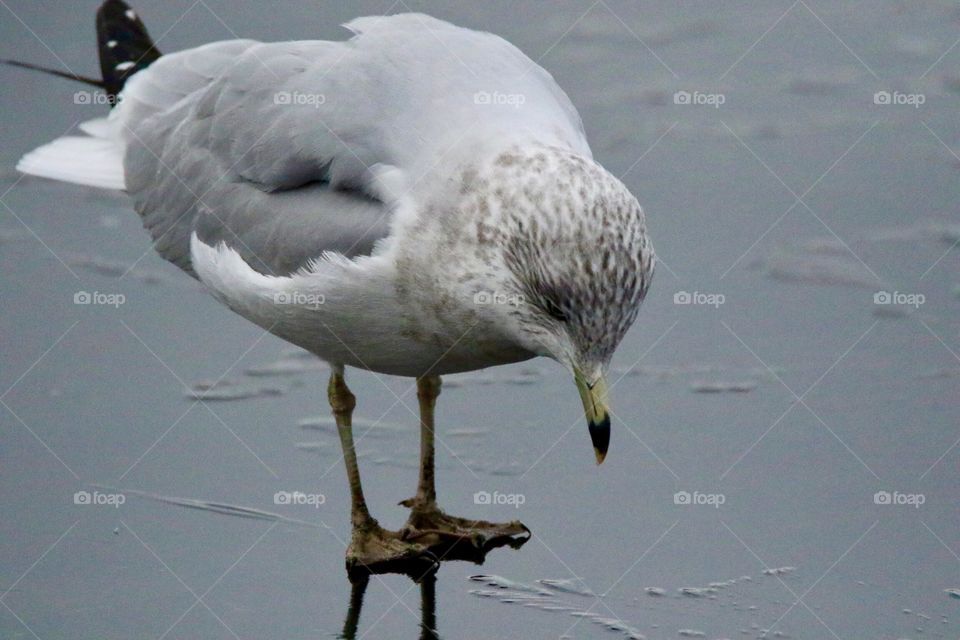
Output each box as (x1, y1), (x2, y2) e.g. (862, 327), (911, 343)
(345, 523), (440, 578)
(399, 502), (531, 561)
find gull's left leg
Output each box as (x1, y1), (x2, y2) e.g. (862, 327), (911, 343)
(400, 375), (530, 551)
(328, 368), (436, 575)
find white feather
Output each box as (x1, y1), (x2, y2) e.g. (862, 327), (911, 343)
(14, 39), (256, 192)
(16, 134), (125, 190)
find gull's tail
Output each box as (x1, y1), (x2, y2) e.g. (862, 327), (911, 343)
(3, 0), (161, 190)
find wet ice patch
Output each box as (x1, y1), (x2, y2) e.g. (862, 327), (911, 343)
(709, 580), (737, 588)
(105, 487), (322, 529)
(469, 575), (647, 638)
(504, 369), (544, 385)
(66, 252), (172, 285)
(612, 363), (721, 379)
(917, 368), (960, 379)
(244, 349), (327, 377)
(565, 611), (646, 639)
(690, 380), (757, 393)
(537, 578), (595, 596)
(761, 252), (880, 289)
(186, 378), (284, 401)
(298, 415), (405, 436)
(794, 236), (854, 256)
(445, 428), (490, 438)
(784, 70), (856, 96)
(441, 374), (491, 388)
(612, 365), (779, 391)
(469, 575), (553, 596)
(474, 590), (551, 605)
(469, 572), (777, 639)
(444, 366), (545, 388)
(469, 460), (525, 476)
(592, 616), (646, 639)
(294, 441), (330, 452)
(870, 222), (960, 244)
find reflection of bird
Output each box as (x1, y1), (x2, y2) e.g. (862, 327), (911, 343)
(10, 1), (654, 570)
(342, 572), (439, 640)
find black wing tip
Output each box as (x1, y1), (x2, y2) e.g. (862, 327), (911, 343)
(96, 0), (161, 101)
(0, 0), (160, 98)
(97, 0), (144, 23)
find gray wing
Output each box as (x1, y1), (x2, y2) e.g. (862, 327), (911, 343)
(118, 14), (589, 277)
(121, 40), (390, 277)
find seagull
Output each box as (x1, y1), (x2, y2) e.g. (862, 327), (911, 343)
(7, 0), (655, 572)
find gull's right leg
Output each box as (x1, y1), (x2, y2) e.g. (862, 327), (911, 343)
(328, 367), (436, 575)
(400, 375), (529, 553)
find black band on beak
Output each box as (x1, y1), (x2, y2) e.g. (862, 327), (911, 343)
(589, 414), (610, 464)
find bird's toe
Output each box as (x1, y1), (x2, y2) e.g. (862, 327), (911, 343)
(346, 526), (439, 577)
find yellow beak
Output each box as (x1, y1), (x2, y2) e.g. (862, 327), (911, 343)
(575, 371), (611, 464)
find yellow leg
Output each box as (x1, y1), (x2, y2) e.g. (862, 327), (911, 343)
(328, 368), (436, 574)
(414, 375), (442, 507)
(328, 369), (376, 530)
(401, 374), (529, 553)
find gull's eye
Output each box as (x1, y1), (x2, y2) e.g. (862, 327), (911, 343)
(543, 298), (569, 323)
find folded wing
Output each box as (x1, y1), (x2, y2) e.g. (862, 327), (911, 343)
(118, 14), (591, 276)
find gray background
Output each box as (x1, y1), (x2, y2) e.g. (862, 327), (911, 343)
(1, 1), (959, 638)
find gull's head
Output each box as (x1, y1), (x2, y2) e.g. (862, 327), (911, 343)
(460, 146), (655, 463)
